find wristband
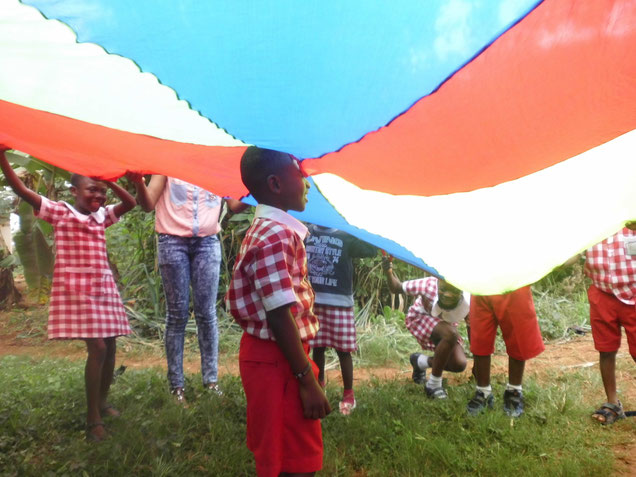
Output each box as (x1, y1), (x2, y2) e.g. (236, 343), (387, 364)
(293, 363), (312, 380)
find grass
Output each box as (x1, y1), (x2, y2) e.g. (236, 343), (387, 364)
(0, 354), (633, 477)
(3, 263), (633, 476)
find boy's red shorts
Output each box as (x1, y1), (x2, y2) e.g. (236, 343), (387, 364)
(588, 285), (636, 356)
(469, 286), (545, 361)
(239, 332), (323, 477)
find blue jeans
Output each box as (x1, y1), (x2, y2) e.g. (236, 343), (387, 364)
(158, 234), (221, 389)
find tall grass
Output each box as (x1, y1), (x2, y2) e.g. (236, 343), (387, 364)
(1, 355), (632, 477)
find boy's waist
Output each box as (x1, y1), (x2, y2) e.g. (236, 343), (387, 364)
(314, 292), (354, 307)
(239, 331), (310, 362)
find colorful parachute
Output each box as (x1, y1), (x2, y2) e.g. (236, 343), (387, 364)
(1, 0), (635, 294)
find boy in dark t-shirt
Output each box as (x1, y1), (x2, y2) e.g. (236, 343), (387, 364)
(306, 224), (376, 414)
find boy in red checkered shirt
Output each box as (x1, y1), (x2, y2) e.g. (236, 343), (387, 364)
(0, 148), (137, 442)
(585, 224), (636, 425)
(306, 224), (376, 415)
(226, 147), (331, 477)
(382, 256), (470, 400)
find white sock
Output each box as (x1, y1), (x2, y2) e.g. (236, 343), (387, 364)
(427, 374), (442, 389)
(476, 385), (492, 398)
(506, 383), (522, 392)
(417, 354), (430, 369)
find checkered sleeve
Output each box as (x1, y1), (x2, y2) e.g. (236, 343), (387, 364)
(104, 205), (120, 228)
(34, 196), (66, 225)
(402, 277), (437, 302)
(254, 233), (299, 311)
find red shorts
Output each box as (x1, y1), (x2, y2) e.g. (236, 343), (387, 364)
(588, 285), (636, 356)
(469, 286), (544, 361)
(239, 332), (323, 477)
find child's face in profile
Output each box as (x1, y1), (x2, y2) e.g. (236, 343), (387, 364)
(71, 177), (108, 215)
(277, 156), (310, 212)
(437, 281), (462, 310)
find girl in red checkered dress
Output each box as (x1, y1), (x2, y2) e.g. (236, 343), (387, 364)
(306, 224), (376, 415)
(1, 149), (137, 442)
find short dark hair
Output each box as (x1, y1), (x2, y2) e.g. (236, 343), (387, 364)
(70, 173), (89, 188)
(240, 146), (293, 202)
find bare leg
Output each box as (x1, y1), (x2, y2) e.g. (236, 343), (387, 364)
(598, 351), (618, 404)
(312, 347), (326, 384)
(473, 355), (491, 387)
(508, 357), (525, 386)
(429, 322), (467, 376)
(336, 350), (353, 391)
(99, 337), (120, 417)
(85, 338), (107, 440)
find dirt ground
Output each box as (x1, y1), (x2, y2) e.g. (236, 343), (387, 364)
(1, 303), (634, 475)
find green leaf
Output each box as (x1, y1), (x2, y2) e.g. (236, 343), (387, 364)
(0, 254), (18, 268)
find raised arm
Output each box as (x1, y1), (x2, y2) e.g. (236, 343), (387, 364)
(106, 179), (137, 218)
(0, 150), (42, 211)
(266, 305), (332, 420)
(382, 255), (404, 294)
(226, 197), (250, 214)
(349, 236), (377, 259)
(131, 174), (167, 212)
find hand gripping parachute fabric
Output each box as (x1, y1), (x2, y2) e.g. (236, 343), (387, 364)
(1, 0), (635, 294)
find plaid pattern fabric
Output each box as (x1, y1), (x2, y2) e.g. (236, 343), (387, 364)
(401, 277), (464, 351)
(585, 227), (636, 305)
(36, 197), (130, 339)
(402, 277), (441, 350)
(309, 304), (357, 352)
(227, 214), (317, 341)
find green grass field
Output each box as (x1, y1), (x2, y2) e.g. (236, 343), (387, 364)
(1, 274), (635, 476)
(1, 353), (633, 477)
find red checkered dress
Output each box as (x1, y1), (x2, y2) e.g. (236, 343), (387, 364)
(585, 227), (636, 304)
(36, 198), (130, 339)
(309, 304), (357, 352)
(226, 206), (318, 341)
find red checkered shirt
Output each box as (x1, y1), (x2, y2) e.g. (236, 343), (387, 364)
(402, 277), (440, 350)
(585, 227), (636, 305)
(36, 197), (130, 339)
(226, 204), (317, 341)
(402, 277), (438, 316)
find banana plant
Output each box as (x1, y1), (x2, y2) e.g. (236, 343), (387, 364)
(0, 187), (20, 308)
(0, 150), (70, 299)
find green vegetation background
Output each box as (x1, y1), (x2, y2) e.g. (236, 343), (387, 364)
(1, 171), (634, 476)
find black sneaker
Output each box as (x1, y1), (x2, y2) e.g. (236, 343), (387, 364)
(503, 389), (524, 417)
(409, 353), (427, 385)
(425, 385), (448, 400)
(466, 390), (494, 416)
